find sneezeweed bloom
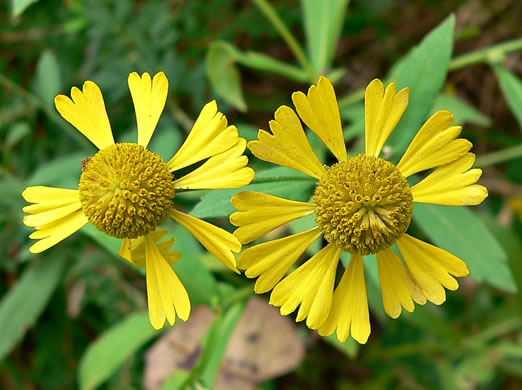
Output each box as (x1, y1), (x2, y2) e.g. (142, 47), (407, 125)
(230, 77), (488, 344)
(22, 71), (254, 329)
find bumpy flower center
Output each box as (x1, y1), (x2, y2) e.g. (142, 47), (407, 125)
(79, 143), (175, 239)
(313, 154), (413, 255)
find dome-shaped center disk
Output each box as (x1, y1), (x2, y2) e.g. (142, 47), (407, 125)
(313, 154), (413, 255)
(79, 143), (175, 239)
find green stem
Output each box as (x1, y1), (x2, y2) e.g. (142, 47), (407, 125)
(338, 37), (522, 109)
(449, 37), (522, 70)
(221, 284), (254, 308)
(0, 73), (89, 147)
(337, 88), (365, 110)
(475, 144), (522, 167)
(251, 0), (316, 81)
(179, 315), (222, 390)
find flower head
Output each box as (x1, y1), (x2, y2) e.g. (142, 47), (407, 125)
(22, 71), (254, 329)
(230, 76), (487, 344)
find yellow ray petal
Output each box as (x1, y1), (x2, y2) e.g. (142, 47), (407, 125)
(118, 230), (181, 268)
(173, 138), (254, 190)
(364, 79), (409, 157)
(55, 81), (114, 150)
(396, 110), (473, 177)
(167, 101), (238, 171)
(269, 243), (341, 330)
(239, 227), (322, 294)
(248, 105), (326, 179)
(318, 254), (370, 344)
(291, 76), (347, 162)
(411, 153), (488, 206)
(169, 209), (240, 272)
(22, 186), (80, 206)
(144, 234), (190, 329)
(230, 191), (316, 244)
(128, 71), (169, 148)
(397, 234), (469, 305)
(28, 210), (88, 253)
(24, 201), (82, 228)
(377, 248), (426, 319)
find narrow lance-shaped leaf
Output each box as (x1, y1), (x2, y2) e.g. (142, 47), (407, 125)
(492, 64), (522, 132)
(413, 204), (515, 292)
(79, 313), (159, 390)
(0, 255), (65, 360)
(301, 0), (350, 73)
(386, 14), (455, 157)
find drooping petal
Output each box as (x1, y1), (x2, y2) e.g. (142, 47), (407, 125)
(169, 209), (240, 272)
(396, 234), (469, 305)
(28, 210), (88, 253)
(173, 138), (254, 190)
(22, 186), (80, 212)
(377, 248), (426, 319)
(318, 254), (370, 344)
(22, 186), (87, 253)
(167, 101), (238, 171)
(118, 230), (181, 268)
(291, 76), (347, 162)
(144, 234), (190, 329)
(239, 227), (322, 293)
(55, 81), (114, 150)
(364, 79), (409, 157)
(269, 243), (341, 330)
(230, 191), (316, 244)
(411, 153), (488, 206)
(24, 202), (83, 227)
(248, 106), (326, 179)
(128, 71), (168, 148)
(396, 111), (471, 177)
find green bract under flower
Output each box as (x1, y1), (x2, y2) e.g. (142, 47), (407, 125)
(313, 154), (413, 255)
(79, 143), (175, 239)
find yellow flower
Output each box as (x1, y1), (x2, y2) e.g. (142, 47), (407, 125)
(22, 71), (254, 329)
(230, 77), (487, 344)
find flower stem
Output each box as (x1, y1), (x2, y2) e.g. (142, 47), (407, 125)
(251, 0), (316, 81)
(338, 38), (522, 109)
(475, 144), (522, 167)
(221, 284), (254, 308)
(179, 315), (222, 390)
(449, 37), (522, 70)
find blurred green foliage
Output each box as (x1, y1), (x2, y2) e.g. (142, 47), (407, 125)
(1, 0), (522, 389)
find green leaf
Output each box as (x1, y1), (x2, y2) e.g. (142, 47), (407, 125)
(492, 65), (522, 132)
(413, 204), (515, 292)
(34, 50), (61, 108)
(324, 334), (359, 359)
(160, 370), (190, 390)
(5, 122), (30, 150)
(0, 255), (65, 360)
(207, 41), (308, 85)
(198, 303), (245, 386)
(480, 213), (522, 313)
(206, 42), (247, 112)
(147, 124), (182, 162)
(431, 94), (491, 126)
(81, 224), (123, 260)
(78, 312), (158, 390)
(191, 167), (315, 219)
(301, 0), (350, 73)
(386, 15), (455, 156)
(28, 151), (91, 188)
(11, 0), (40, 17)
